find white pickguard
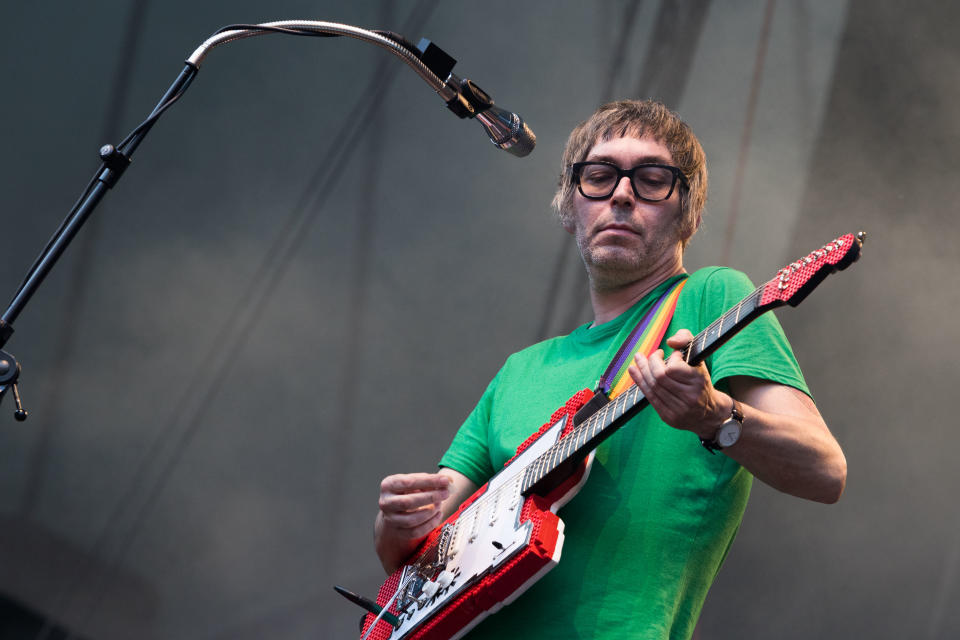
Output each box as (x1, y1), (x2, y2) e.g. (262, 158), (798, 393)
(386, 414), (595, 639)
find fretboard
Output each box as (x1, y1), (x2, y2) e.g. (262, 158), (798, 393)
(522, 284), (767, 496)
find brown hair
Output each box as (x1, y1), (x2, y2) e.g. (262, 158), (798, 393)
(551, 100), (707, 246)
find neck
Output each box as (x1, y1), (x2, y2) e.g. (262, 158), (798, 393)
(588, 259), (686, 326)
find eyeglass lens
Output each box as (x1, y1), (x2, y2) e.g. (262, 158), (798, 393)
(578, 164), (677, 201)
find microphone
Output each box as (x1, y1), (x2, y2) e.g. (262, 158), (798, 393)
(416, 39), (536, 157)
(469, 87), (537, 158)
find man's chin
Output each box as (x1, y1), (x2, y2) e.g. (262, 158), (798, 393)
(585, 256), (646, 290)
(585, 246), (643, 270)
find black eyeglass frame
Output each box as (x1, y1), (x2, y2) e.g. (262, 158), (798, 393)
(570, 161), (689, 202)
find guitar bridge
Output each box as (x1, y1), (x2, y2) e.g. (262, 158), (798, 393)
(396, 523), (454, 613)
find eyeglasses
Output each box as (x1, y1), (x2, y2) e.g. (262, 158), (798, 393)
(570, 161), (688, 202)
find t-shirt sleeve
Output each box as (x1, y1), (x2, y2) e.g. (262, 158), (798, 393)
(698, 268), (811, 397)
(438, 368), (501, 486)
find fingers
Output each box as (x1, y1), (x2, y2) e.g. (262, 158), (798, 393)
(629, 348), (711, 426)
(381, 472), (452, 494)
(665, 328), (695, 349)
(381, 504), (444, 537)
(380, 487), (449, 512)
(632, 350), (696, 391)
(378, 472), (451, 537)
(630, 356), (689, 416)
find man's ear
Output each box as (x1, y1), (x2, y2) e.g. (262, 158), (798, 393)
(679, 210), (701, 245)
(561, 217), (575, 234)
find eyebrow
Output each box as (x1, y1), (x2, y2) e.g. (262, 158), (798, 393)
(585, 153), (673, 165)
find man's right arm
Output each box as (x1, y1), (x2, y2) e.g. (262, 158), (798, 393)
(375, 468), (479, 574)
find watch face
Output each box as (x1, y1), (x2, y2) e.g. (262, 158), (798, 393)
(717, 420), (742, 447)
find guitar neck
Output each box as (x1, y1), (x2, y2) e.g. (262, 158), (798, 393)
(521, 284), (767, 496)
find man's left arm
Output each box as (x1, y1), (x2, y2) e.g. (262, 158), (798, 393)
(630, 329), (847, 504)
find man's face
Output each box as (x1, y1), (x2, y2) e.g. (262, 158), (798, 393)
(563, 135), (686, 291)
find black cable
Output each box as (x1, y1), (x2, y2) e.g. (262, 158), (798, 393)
(116, 69), (195, 153)
(113, 24), (423, 158)
(10, 171), (100, 306)
(211, 22), (422, 55)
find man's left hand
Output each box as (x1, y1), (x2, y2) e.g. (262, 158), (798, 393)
(628, 328), (733, 440)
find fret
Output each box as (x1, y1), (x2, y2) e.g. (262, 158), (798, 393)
(598, 404), (610, 429)
(578, 421), (590, 447)
(555, 441), (567, 470)
(721, 307), (734, 333)
(550, 439), (562, 471)
(558, 433), (570, 463)
(569, 426), (580, 454)
(606, 401), (618, 424)
(569, 425), (582, 452)
(745, 288), (759, 315)
(613, 395), (627, 420)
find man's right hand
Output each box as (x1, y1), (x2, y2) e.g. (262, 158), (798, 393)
(374, 469), (477, 574)
(378, 472), (452, 539)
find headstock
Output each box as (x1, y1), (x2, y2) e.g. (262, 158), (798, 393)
(759, 231), (865, 309)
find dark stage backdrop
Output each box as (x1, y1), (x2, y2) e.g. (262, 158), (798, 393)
(0, 1), (955, 638)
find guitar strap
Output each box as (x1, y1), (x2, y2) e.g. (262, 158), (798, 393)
(596, 275), (687, 400)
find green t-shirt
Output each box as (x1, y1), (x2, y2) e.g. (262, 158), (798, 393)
(438, 267), (809, 640)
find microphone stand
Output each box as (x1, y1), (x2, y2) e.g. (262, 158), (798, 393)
(0, 20), (531, 419)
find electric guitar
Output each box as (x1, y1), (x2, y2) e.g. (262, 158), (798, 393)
(359, 232), (864, 640)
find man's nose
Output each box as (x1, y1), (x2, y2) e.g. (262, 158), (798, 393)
(610, 175), (636, 206)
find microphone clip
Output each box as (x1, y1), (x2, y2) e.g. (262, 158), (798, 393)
(416, 38), (535, 156)
(415, 38), (491, 119)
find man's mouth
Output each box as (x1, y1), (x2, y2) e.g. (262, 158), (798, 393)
(596, 223), (641, 237)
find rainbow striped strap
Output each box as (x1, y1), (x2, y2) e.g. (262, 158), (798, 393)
(598, 276), (687, 400)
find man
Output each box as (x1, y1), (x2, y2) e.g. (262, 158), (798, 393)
(375, 100), (846, 639)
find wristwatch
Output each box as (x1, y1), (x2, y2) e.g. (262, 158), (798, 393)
(700, 401), (744, 454)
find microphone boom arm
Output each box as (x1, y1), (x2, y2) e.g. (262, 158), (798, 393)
(188, 23), (535, 156)
(187, 21), (457, 101)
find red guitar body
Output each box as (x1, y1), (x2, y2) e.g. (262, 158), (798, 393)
(361, 389), (596, 640)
